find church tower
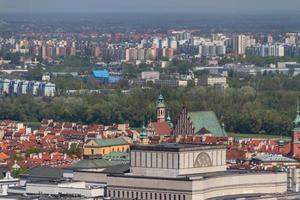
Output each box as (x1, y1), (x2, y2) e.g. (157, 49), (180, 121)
(292, 100), (300, 158)
(140, 125), (149, 145)
(156, 94), (166, 122)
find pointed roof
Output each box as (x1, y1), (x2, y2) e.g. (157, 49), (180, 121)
(277, 139), (285, 147)
(187, 111), (226, 137)
(156, 94), (165, 108)
(167, 112), (173, 128)
(150, 121), (172, 136)
(140, 125), (148, 139)
(294, 100), (300, 127)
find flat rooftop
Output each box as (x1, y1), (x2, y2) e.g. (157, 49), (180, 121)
(131, 143), (226, 152)
(108, 169), (285, 181)
(187, 169), (285, 179)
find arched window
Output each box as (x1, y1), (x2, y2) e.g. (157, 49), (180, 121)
(194, 152), (212, 167)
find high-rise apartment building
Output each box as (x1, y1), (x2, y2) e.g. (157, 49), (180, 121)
(232, 35), (251, 55)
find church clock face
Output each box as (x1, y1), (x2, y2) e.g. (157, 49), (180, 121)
(194, 152), (212, 167)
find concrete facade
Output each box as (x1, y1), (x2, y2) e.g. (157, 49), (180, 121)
(108, 172), (286, 200)
(288, 168), (300, 192)
(130, 145), (226, 177)
(26, 181), (104, 198)
(0, 172), (19, 196)
(106, 143), (288, 200)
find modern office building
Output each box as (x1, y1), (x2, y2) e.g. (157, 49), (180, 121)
(43, 83), (56, 97)
(32, 82), (41, 96)
(13, 80), (22, 94)
(0, 79), (55, 97)
(2, 79), (11, 94)
(198, 76), (228, 88)
(141, 71), (160, 80)
(21, 81), (29, 95)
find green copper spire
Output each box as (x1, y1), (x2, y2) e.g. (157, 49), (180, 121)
(156, 93), (165, 108)
(167, 112), (173, 128)
(140, 123), (148, 139)
(294, 99), (300, 127)
(278, 134), (285, 147)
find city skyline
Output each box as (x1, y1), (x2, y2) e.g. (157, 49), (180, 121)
(1, 0), (300, 14)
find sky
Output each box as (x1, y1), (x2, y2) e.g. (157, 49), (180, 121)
(0, 0), (300, 14)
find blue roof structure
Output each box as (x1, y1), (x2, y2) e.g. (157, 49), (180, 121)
(92, 70), (110, 78)
(92, 69), (120, 84)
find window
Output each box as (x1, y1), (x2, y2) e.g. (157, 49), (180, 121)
(194, 152), (212, 167)
(150, 193), (153, 199)
(91, 149), (94, 155)
(113, 191), (115, 197)
(155, 193), (157, 200)
(122, 191), (124, 197)
(169, 194), (172, 200)
(164, 194), (167, 200)
(183, 195), (186, 200)
(117, 191), (120, 197)
(174, 194), (177, 200)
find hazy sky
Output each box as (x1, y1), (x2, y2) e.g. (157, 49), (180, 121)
(0, 0), (300, 14)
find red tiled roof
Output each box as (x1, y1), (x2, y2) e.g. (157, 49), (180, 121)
(0, 152), (9, 160)
(150, 122), (171, 136)
(226, 149), (246, 160)
(203, 136), (218, 144)
(250, 139), (261, 146)
(63, 122), (73, 129)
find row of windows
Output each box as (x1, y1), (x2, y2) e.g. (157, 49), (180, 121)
(109, 190), (186, 200)
(90, 146), (127, 155)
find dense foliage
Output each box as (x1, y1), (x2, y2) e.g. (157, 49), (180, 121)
(0, 75), (298, 136)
